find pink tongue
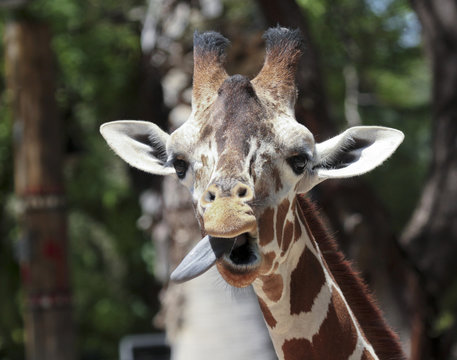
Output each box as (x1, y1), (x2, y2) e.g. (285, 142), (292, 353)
(170, 235), (234, 283)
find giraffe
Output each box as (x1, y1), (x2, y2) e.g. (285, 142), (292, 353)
(100, 27), (406, 360)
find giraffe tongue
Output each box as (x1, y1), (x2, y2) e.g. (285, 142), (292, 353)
(170, 235), (234, 283)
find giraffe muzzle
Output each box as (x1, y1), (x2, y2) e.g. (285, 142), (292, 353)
(170, 183), (261, 285)
(201, 183), (257, 238)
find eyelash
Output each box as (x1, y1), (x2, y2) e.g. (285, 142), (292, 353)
(287, 155), (308, 175)
(173, 158), (188, 179)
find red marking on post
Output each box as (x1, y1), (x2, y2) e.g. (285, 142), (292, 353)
(27, 290), (72, 309)
(43, 238), (67, 287)
(43, 239), (63, 259)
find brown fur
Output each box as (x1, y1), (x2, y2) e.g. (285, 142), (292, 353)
(258, 297), (277, 329)
(216, 260), (259, 288)
(276, 198), (290, 248)
(272, 167), (283, 192)
(289, 246), (326, 315)
(258, 207), (275, 246)
(363, 349), (377, 360)
(293, 209), (302, 243)
(259, 251), (276, 275)
(192, 31), (229, 109)
(261, 273), (284, 302)
(297, 195), (406, 360)
(282, 287), (358, 360)
(281, 220), (294, 256)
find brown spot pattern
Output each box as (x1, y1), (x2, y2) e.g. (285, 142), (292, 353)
(201, 154), (208, 167)
(259, 251), (275, 274)
(276, 199), (289, 248)
(258, 297), (277, 329)
(194, 169), (202, 183)
(254, 178), (268, 200)
(296, 201), (318, 252)
(290, 247), (325, 315)
(272, 167), (282, 192)
(199, 124), (213, 141)
(272, 261), (279, 272)
(281, 338), (311, 360)
(261, 274), (283, 303)
(258, 207), (275, 246)
(293, 211), (302, 243)
(282, 289), (358, 360)
(281, 220), (294, 256)
(362, 349), (376, 360)
(297, 196), (405, 359)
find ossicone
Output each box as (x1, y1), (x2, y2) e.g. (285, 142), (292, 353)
(192, 31), (230, 107)
(253, 26), (304, 109)
(193, 31), (230, 60)
(262, 26), (304, 57)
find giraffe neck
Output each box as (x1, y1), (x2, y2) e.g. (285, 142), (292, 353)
(252, 196), (404, 360)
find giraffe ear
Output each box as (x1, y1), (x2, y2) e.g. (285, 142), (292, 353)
(313, 126), (404, 180)
(100, 120), (175, 176)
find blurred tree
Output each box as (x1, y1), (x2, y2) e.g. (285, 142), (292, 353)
(402, 1), (457, 359)
(1, 1), (163, 359)
(5, 18), (76, 360)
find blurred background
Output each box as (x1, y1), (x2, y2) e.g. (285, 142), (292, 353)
(0, 0), (456, 359)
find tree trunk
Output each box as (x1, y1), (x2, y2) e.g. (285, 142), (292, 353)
(403, 1), (457, 358)
(257, 0), (419, 355)
(5, 21), (76, 360)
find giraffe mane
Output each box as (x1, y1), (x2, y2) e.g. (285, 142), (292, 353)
(297, 195), (406, 360)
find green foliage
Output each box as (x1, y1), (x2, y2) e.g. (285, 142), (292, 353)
(0, 0), (159, 359)
(370, 59), (430, 108)
(299, 0), (431, 230)
(435, 277), (457, 334)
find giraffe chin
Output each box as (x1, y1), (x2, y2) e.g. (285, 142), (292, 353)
(215, 234), (262, 288)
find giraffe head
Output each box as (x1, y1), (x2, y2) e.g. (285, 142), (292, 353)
(101, 27), (404, 288)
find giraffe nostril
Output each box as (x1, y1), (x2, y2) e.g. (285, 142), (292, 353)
(208, 191), (216, 202)
(201, 186), (218, 206)
(237, 187), (247, 198)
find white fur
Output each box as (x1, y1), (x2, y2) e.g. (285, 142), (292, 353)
(100, 120), (175, 176)
(314, 126), (404, 180)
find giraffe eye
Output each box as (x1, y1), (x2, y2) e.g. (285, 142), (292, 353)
(287, 155), (308, 175)
(173, 159), (188, 179)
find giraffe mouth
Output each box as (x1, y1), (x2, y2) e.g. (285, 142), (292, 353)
(219, 233), (261, 269)
(169, 233), (260, 283)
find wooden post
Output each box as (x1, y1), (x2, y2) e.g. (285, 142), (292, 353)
(4, 21), (76, 360)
